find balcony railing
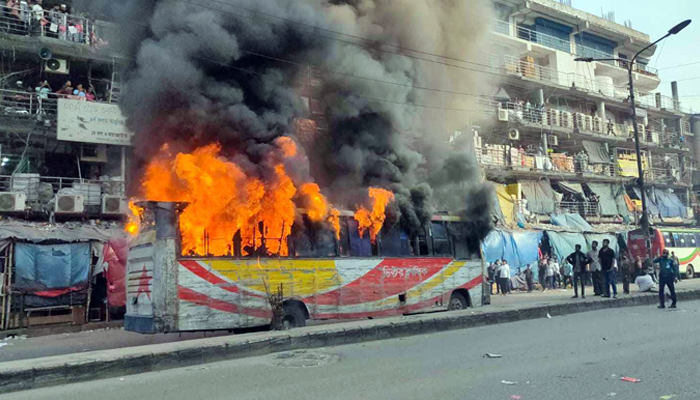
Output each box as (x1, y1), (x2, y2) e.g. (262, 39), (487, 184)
(556, 201), (600, 218)
(0, 5), (94, 45)
(575, 45), (614, 65)
(0, 88), (112, 127)
(0, 175), (125, 206)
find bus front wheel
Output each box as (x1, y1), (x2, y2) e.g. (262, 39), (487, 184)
(687, 265), (694, 280)
(448, 292), (468, 311)
(282, 303), (307, 329)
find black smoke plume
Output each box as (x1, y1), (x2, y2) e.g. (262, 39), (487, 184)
(115, 0), (496, 246)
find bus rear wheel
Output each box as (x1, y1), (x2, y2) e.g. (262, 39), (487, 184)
(448, 292), (468, 311)
(687, 265), (694, 280)
(282, 303), (307, 329)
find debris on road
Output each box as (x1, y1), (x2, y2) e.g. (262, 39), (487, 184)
(660, 395), (676, 400)
(511, 396), (522, 400)
(546, 313), (552, 318)
(501, 380), (517, 385)
(621, 377), (641, 383)
(484, 353), (502, 358)
(607, 392), (617, 397)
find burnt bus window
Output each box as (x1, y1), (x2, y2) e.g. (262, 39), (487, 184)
(381, 225), (410, 257)
(416, 228), (430, 256)
(431, 222), (452, 257)
(338, 218), (351, 257)
(346, 218), (372, 257)
(288, 217), (337, 258)
(450, 222), (471, 260)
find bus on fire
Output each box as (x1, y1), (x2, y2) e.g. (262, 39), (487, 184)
(124, 202), (485, 333)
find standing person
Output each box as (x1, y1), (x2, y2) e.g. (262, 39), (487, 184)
(620, 252), (632, 295)
(599, 239), (617, 298)
(671, 251), (681, 282)
(524, 265), (534, 293)
(499, 259), (511, 295)
(538, 255), (548, 291)
(545, 258), (556, 290)
(561, 259), (573, 289)
(655, 249), (679, 309)
(487, 262), (496, 295)
(566, 244), (592, 298)
(588, 241), (603, 295)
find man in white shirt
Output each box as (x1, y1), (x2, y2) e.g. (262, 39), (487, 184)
(587, 241), (603, 296)
(635, 273), (657, 293)
(499, 259), (511, 295)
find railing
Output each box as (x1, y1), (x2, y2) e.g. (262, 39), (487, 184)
(493, 19), (510, 35)
(0, 175), (125, 206)
(575, 45), (614, 65)
(0, 88), (110, 125)
(0, 5), (94, 45)
(556, 201), (600, 218)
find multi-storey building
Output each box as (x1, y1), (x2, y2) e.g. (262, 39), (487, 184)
(481, 0), (696, 227)
(0, 1), (129, 218)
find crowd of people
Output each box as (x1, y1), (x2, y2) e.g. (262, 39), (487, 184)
(2, 0), (92, 43)
(488, 240), (682, 309)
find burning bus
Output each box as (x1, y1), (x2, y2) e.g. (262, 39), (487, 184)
(125, 199), (484, 333)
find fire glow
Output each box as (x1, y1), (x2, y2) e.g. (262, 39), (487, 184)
(354, 188), (395, 243)
(135, 140), (393, 256)
(125, 201), (144, 237)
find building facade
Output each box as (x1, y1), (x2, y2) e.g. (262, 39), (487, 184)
(480, 0), (697, 227)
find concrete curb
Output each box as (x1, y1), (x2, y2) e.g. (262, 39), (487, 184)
(3, 288), (700, 394)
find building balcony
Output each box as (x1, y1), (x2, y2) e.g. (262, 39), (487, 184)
(0, 5), (95, 45)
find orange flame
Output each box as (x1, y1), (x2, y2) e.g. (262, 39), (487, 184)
(125, 200), (144, 236)
(354, 187), (395, 243)
(329, 208), (341, 240)
(298, 183), (329, 222)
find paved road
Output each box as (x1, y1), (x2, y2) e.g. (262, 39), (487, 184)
(2, 279), (699, 363)
(7, 299), (700, 400)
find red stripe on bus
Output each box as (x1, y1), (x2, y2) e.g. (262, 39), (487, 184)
(311, 275), (482, 319)
(179, 260), (264, 298)
(177, 286), (272, 319)
(307, 258), (451, 306)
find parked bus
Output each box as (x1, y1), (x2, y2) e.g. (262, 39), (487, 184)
(125, 202), (485, 333)
(628, 227), (699, 278)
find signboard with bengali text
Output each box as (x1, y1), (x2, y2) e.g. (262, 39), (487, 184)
(57, 99), (133, 146)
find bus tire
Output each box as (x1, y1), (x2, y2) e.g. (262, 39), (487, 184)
(448, 291), (468, 311)
(282, 303), (307, 329)
(687, 265), (694, 280)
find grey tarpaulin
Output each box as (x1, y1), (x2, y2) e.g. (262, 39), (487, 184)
(633, 188), (660, 218)
(586, 183), (618, 216)
(612, 184), (630, 219)
(521, 180), (556, 214)
(0, 221), (125, 243)
(546, 231), (588, 262)
(654, 188), (687, 219)
(582, 141), (611, 164)
(558, 182), (584, 196)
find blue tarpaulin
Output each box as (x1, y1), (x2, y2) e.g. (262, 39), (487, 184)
(482, 230), (543, 274)
(654, 189), (687, 219)
(14, 243), (91, 291)
(550, 214), (593, 231)
(634, 188), (660, 218)
(546, 231), (587, 262)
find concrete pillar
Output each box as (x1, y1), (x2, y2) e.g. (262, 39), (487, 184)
(597, 101), (606, 120)
(693, 120), (700, 169)
(672, 81), (680, 111)
(655, 93), (662, 109)
(536, 88), (545, 108)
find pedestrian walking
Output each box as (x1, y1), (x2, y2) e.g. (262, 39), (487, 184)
(499, 259), (511, 295)
(488, 262), (497, 295)
(655, 249), (679, 309)
(545, 258), (557, 290)
(620, 252), (632, 294)
(587, 241), (603, 295)
(538, 255), (548, 291)
(561, 260), (573, 289)
(599, 239), (617, 298)
(566, 244), (592, 298)
(524, 265), (534, 292)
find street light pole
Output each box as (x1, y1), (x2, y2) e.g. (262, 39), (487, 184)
(575, 19), (691, 259)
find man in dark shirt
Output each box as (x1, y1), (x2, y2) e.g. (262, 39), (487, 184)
(524, 265), (534, 292)
(566, 244), (592, 298)
(599, 239), (617, 298)
(655, 249), (679, 309)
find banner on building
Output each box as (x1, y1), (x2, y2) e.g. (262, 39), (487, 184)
(57, 99), (133, 146)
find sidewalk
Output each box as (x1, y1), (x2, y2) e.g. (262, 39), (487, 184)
(3, 281), (700, 394)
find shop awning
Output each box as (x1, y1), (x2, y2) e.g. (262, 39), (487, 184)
(586, 183), (619, 216)
(558, 182), (584, 196)
(582, 141), (611, 164)
(521, 180), (556, 215)
(654, 188), (687, 219)
(494, 184), (515, 227)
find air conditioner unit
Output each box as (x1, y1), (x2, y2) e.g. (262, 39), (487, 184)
(102, 195), (127, 216)
(560, 111), (574, 129)
(0, 192), (26, 212)
(638, 124), (646, 136)
(80, 144), (108, 163)
(574, 113), (586, 130)
(45, 58), (69, 74)
(593, 117), (603, 133)
(508, 128), (520, 141)
(546, 109), (560, 126)
(498, 108), (509, 122)
(548, 135), (559, 147)
(584, 116), (594, 131)
(55, 194), (85, 214)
